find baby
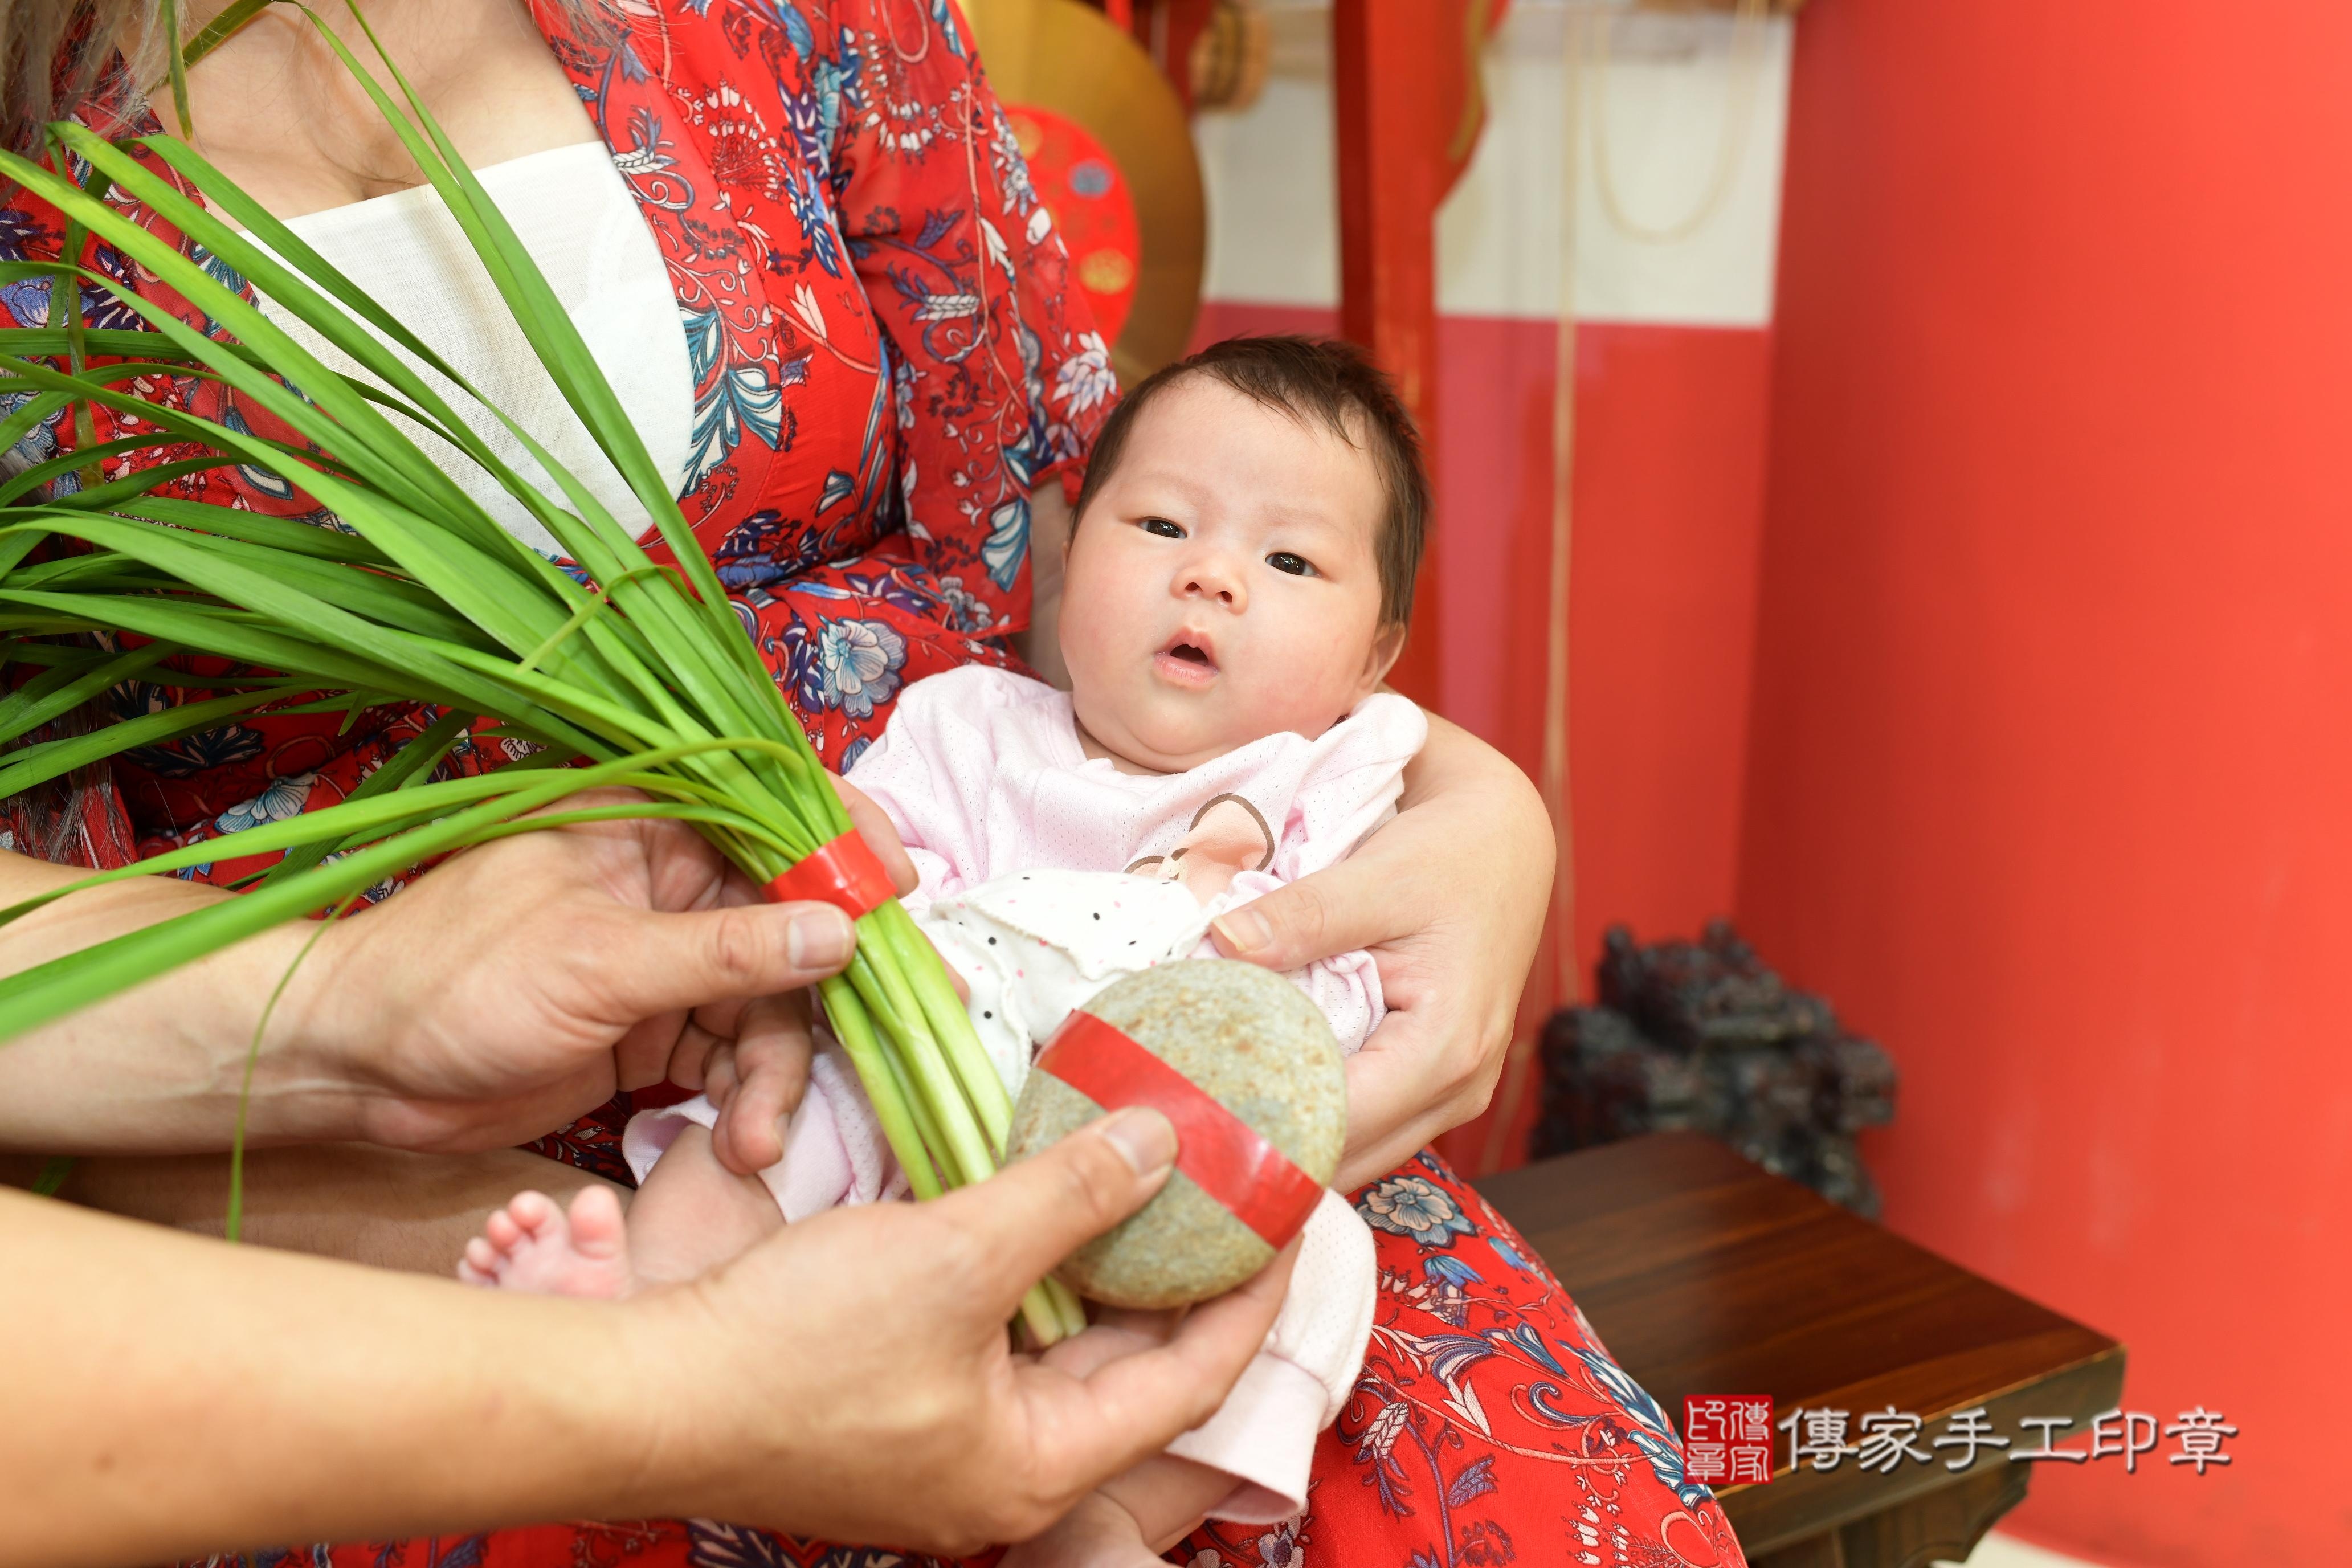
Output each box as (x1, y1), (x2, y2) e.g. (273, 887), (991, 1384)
(461, 335), (1431, 1564)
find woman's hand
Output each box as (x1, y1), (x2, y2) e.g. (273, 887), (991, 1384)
(0, 782), (918, 1160)
(1210, 713), (1552, 1189)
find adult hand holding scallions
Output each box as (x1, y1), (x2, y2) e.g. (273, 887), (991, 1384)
(0, 3), (1083, 1339)
(0, 799), (864, 1159)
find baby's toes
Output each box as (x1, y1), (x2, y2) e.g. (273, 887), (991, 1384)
(564, 1186), (628, 1262)
(481, 1197), (534, 1254)
(459, 1208), (543, 1286)
(503, 1190), (558, 1242)
(456, 1236), (502, 1287)
(471, 1192), (567, 1276)
(454, 1185), (635, 1298)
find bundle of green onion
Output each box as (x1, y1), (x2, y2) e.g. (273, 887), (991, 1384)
(0, 5), (1083, 1339)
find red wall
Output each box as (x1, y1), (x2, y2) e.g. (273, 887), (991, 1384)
(1556, 324), (1773, 991)
(1743, 2), (2352, 1562)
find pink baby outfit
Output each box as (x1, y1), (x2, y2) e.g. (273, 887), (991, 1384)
(625, 664), (1427, 1521)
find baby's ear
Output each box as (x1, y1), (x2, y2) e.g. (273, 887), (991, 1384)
(1362, 621), (1408, 693)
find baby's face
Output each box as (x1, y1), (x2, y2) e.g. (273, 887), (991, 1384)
(1059, 376), (1400, 772)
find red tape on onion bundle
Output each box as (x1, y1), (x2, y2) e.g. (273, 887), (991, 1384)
(762, 831), (895, 918)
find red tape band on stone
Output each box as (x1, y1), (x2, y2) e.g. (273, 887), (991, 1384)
(1035, 1011), (1324, 1250)
(762, 831), (895, 919)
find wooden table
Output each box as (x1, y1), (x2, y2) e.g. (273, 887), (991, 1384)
(1475, 1132), (2123, 1568)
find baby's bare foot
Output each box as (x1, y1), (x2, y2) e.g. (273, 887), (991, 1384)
(457, 1186), (636, 1298)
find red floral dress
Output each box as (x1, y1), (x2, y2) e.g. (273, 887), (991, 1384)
(2, 4), (1745, 1566)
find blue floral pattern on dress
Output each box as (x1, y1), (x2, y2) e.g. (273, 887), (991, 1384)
(1359, 1171), (1480, 1248)
(815, 616), (906, 718)
(211, 772), (316, 836)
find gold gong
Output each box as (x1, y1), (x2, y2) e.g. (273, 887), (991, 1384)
(962, 0), (1207, 384)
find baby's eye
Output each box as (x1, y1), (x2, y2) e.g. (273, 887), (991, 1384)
(1267, 551), (1316, 577)
(1140, 517), (1185, 539)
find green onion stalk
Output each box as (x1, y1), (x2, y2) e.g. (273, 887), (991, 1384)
(0, 3), (1084, 1341)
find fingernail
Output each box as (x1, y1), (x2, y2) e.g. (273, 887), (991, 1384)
(1212, 908), (1271, 956)
(1100, 1107), (1177, 1177)
(785, 906), (855, 970)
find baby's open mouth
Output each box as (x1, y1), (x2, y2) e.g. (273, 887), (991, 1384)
(1155, 635), (1219, 680)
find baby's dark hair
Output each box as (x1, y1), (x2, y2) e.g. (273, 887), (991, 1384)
(1072, 336), (1430, 629)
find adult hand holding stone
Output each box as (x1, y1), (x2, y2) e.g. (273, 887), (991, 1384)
(6, 1107), (1294, 1563)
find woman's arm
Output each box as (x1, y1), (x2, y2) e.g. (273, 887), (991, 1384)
(6, 1108), (1296, 1566)
(1210, 712), (1553, 1188)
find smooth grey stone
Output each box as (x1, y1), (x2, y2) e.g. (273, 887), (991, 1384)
(1006, 959), (1345, 1309)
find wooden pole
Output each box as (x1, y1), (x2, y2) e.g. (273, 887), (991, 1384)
(1332, 0), (1450, 705)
